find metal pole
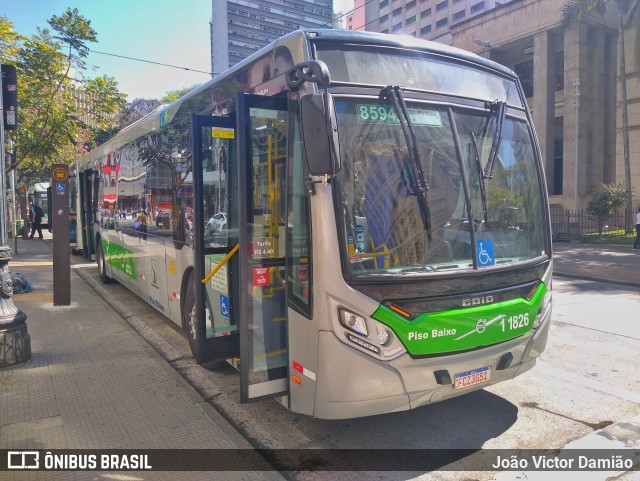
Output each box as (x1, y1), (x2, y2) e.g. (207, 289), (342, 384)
(0, 71), (7, 247)
(0, 63), (31, 367)
(573, 78), (580, 211)
(10, 139), (17, 253)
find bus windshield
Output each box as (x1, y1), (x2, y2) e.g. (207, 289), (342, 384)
(334, 98), (546, 276)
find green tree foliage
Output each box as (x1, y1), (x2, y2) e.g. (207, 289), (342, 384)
(0, 16), (22, 58)
(1, 11), (126, 184)
(116, 98), (162, 130)
(160, 85), (199, 104)
(586, 183), (627, 235)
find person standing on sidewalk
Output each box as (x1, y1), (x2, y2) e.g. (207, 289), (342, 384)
(28, 201), (44, 239)
(634, 207), (640, 249)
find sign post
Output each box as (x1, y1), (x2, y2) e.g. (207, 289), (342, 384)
(0, 63), (30, 367)
(51, 164), (70, 306)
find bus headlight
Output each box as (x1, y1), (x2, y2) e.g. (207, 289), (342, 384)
(339, 309), (368, 336)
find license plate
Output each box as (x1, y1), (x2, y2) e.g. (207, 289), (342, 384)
(454, 366), (491, 390)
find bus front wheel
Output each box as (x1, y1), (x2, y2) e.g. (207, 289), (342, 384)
(97, 241), (113, 284)
(183, 276), (198, 359)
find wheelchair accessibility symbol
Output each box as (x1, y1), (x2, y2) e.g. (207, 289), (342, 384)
(220, 294), (229, 318)
(476, 240), (495, 267)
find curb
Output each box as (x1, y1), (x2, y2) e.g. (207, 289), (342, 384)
(553, 271), (640, 289)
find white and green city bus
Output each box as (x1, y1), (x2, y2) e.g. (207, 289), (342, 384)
(74, 30), (553, 419)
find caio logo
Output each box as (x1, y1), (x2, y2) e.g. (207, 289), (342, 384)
(7, 451), (40, 469)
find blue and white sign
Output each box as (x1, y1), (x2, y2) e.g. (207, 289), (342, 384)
(220, 294), (229, 318)
(476, 240), (495, 267)
(56, 182), (65, 195)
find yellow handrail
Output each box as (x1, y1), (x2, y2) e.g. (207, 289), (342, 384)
(202, 243), (239, 284)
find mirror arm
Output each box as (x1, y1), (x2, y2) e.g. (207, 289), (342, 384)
(286, 60), (331, 90)
(305, 176), (317, 195)
(304, 175), (333, 196)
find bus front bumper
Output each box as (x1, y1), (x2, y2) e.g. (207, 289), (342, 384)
(313, 315), (550, 420)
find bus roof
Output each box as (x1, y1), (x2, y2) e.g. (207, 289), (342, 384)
(297, 29), (513, 76)
(28, 182), (50, 192)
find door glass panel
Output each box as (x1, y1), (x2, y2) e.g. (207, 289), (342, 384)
(240, 99), (289, 398)
(204, 128), (233, 250)
(200, 126), (236, 340)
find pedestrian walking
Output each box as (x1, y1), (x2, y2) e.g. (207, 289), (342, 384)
(634, 207), (640, 250)
(28, 201), (44, 239)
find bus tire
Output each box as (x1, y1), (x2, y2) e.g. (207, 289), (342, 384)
(97, 240), (113, 284)
(183, 275), (198, 359)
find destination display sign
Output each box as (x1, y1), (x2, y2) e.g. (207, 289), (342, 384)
(356, 104), (442, 126)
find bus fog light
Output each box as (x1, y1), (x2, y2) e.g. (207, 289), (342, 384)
(377, 327), (390, 345)
(339, 309), (368, 336)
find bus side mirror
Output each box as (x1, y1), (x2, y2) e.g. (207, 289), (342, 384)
(301, 93), (340, 176)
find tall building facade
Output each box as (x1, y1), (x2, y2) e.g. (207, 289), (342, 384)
(450, 0), (627, 213)
(346, 0), (366, 31)
(364, 0), (508, 43)
(362, 0), (640, 213)
(210, 0), (334, 75)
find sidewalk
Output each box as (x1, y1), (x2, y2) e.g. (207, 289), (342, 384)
(553, 241), (640, 288)
(1, 233), (282, 480)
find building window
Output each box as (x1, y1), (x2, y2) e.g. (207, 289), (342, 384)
(453, 9), (465, 20)
(514, 59), (534, 98)
(392, 7), (402, 16)
(436, 18), (448, 28)
(392, 22), (403, 32)
(406, 0), (416, 8)
(380, 14), (389, 22)
(553, 117), (564, 195)
(436, 1), (448, 11)
(407, 15), (416, 25)
(555, 51), (564, 91)
(420, 25), (432, 35)
(380, 0), (388, 7)
(470, 1), (485, 13)
(421, 8), (431, 17)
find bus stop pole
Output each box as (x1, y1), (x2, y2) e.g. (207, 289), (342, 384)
(51, 164), (70, 306)
(0, 62), (31, 367)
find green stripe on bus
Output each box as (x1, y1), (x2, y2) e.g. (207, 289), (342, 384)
(372, 283), (547, 356)
(103, 240), (137, 279)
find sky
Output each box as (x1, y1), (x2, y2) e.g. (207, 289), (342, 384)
(2, 0), (355, 101)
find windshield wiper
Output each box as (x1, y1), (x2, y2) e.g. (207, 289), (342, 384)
(379, 85), (432, 240)
(470, 132), (489, 226)
(483, 100), (506, 179)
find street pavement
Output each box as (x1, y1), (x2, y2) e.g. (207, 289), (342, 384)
(1, 231), (283, 480)
(553, 241), (640, 288)
(1, 232), (638, 479)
